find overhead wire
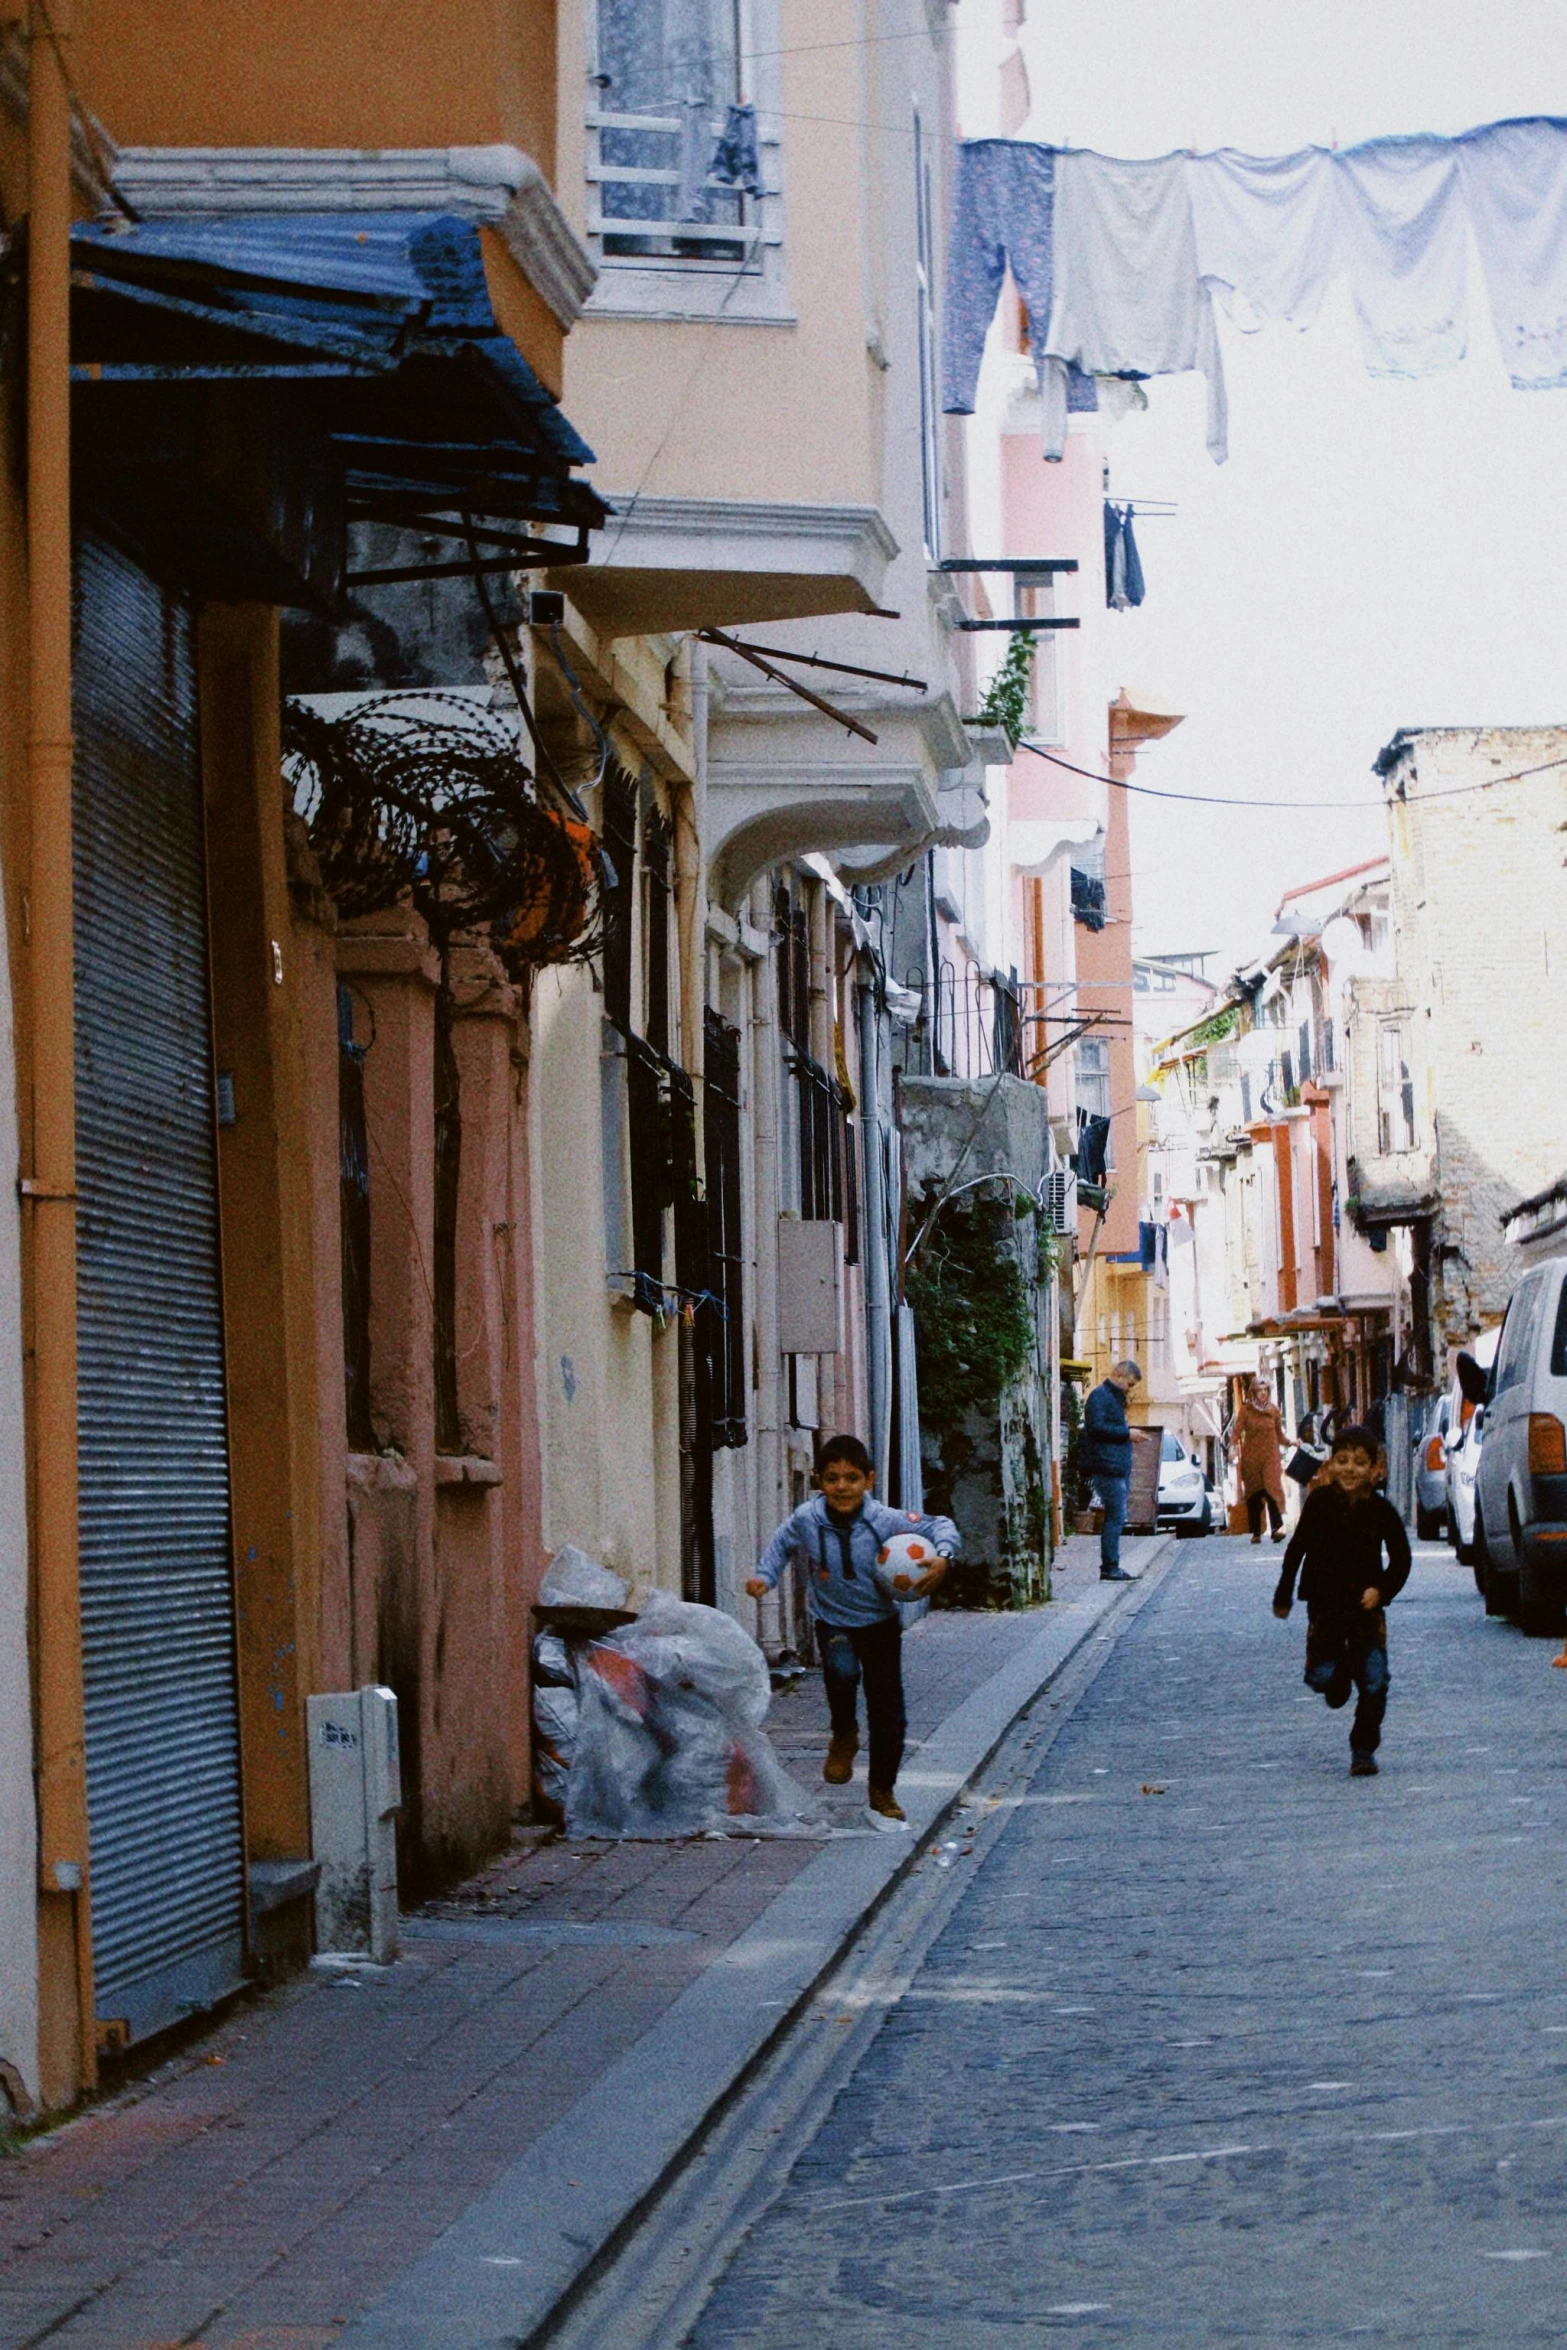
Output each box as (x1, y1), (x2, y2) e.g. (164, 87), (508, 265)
(1016, 738), (1567, 811)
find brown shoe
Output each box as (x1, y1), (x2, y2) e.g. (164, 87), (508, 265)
(867, 1785), (906, 1821)
(823, 1732), (859, 1786)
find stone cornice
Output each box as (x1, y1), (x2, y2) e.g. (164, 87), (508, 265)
(111, 142), (597, 327)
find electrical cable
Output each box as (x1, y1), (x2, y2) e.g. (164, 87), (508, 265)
(461, 514), (588, 822)
(545, 621), (615, 791)
(1016, 737), (1567, 810)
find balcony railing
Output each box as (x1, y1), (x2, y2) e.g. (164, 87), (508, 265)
(587, 105), (781, 272)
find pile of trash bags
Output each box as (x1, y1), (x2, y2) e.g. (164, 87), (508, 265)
(532, 1549), (814, 1839)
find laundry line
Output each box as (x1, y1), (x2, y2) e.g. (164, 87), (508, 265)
(945, 118), (1567, 463)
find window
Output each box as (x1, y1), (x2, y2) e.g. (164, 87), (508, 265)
(1022, 580), (1061, 742)
(433, 996), (462, 1452)
(600, 764), (701, 1315)
(338, 982), (374, 1452)
(601, 766), (637, 1030)
(775, 880), (857, 1260)
(1076, 1036), (1112, 1120)
(703, 1008), (747, 1447)
(914, 103), (942, 560)
(642, 805), (673, 1056)
(1070, 834), (1107, 931)
(1376, 1022), (1416, 1153)
(1495, 1273), (1547, 1397)
(586, 0), (785, 318)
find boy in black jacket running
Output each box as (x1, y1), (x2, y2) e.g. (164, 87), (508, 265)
(1272, 1424), (1412, 1777)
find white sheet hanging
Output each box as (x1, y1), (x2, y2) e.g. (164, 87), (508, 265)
(1042, 150), (1228, 463)
(1456, 116), (1567, 388)
(1333, 135), (1470, 378)
(1189, 146), (1342, 332)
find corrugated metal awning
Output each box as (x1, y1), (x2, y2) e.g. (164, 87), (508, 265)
(68, 210), (607, 540)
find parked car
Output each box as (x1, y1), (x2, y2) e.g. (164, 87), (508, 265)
(1413, 1392), (1451, 1541)
(1156, 1431), (1214, 1538)
(1468, 1257), (1567, 1635)
(1446, 1323), (1499, 1565)
(1448, 1401), (1487, 1578)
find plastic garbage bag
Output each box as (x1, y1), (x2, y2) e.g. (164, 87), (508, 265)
(531, 1683), (580, 1817)
(538, 1543), (630, 1611)
(564, 1592), (813, 1838)
(609, 1589), (772, 1724)
(532, 1630), (576, 1687)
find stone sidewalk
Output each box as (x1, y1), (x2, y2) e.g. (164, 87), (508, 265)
(0, 1540), (1143, 2350)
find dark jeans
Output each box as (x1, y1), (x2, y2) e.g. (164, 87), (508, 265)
(1248, 1487), (1284, 1537)
(1096, 1472), (1129, 1567)
(1305, 1610), (1389, 1754)
(818, 1617), (906, 1791)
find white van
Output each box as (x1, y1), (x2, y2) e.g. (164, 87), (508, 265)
(1465, 1259), (1567, 1633)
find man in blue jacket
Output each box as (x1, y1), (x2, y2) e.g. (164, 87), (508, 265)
(1080, 1359), (1143, 1580)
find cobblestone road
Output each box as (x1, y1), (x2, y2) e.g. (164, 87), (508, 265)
(686, 1535), (1567, 2349)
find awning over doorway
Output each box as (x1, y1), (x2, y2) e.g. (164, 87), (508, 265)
(67, 210), (607, 573)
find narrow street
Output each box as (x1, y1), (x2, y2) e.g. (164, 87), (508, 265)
(590, 1536), (1567, 2349)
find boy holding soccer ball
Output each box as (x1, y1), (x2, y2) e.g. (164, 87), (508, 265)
(746, 1434), (959, 1826)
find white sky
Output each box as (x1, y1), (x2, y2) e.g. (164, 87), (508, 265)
(961, 0), (1567, 970)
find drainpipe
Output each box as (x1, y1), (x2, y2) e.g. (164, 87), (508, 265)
(749, 877), (783, 1639)
(857, 976), (891, 1474)
(26, 0), (94, 2092)
(675, 639), (707, 1095)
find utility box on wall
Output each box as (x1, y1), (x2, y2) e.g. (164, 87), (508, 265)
(307, 1685), (401, 1963)
(777, 1217), (843, 1353)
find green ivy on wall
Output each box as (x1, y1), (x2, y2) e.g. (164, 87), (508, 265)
(905, 1190), (1034, 1435)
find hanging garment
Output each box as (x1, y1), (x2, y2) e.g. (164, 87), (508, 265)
(1042, 150), (1228, 462)
(1333, 135), (1469, 378)
(942, 140), (1100, 416)
(942, 139), (1058, 413)
(708, 101), (760, 195)
(1076, 1113), (1111, 1184)
(1104, 502), (1145, 609)
(1189, 145), (1342, 331)
(1456, 116), (1567, 388)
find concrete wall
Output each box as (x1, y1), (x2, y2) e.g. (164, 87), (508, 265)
(1371, 729), (1567, 1342)
(555, 0), (887, 511)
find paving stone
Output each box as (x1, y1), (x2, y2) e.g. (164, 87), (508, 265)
(0, 1601), (1081, 2346)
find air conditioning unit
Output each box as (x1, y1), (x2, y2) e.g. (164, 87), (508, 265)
(1046, 1169), (1077, 1235)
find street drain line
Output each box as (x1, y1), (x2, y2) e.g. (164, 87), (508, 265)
(530, 1550), (1180, 2350)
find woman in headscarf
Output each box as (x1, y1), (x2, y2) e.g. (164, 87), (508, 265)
(1232, 1376), (1287, 1543)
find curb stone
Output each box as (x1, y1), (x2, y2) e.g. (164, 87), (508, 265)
(336, 1534), (1176, 2350)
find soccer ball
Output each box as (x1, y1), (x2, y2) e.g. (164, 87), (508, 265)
(873, 1530), (939, 1597)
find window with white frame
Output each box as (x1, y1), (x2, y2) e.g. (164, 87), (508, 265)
(1022, 578), (1062, 740)
(913, 102), (942, 560)
(586, 0), (786, 317)
(1076, 1036), (1112, 1120)
(1376, 1021), (1416, 1154)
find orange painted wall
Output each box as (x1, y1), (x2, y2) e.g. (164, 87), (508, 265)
(1072, 768), (1139, 1259)
(76, 0), (557, 179)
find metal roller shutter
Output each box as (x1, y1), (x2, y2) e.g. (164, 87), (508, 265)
(74, 534), (245, 2045)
